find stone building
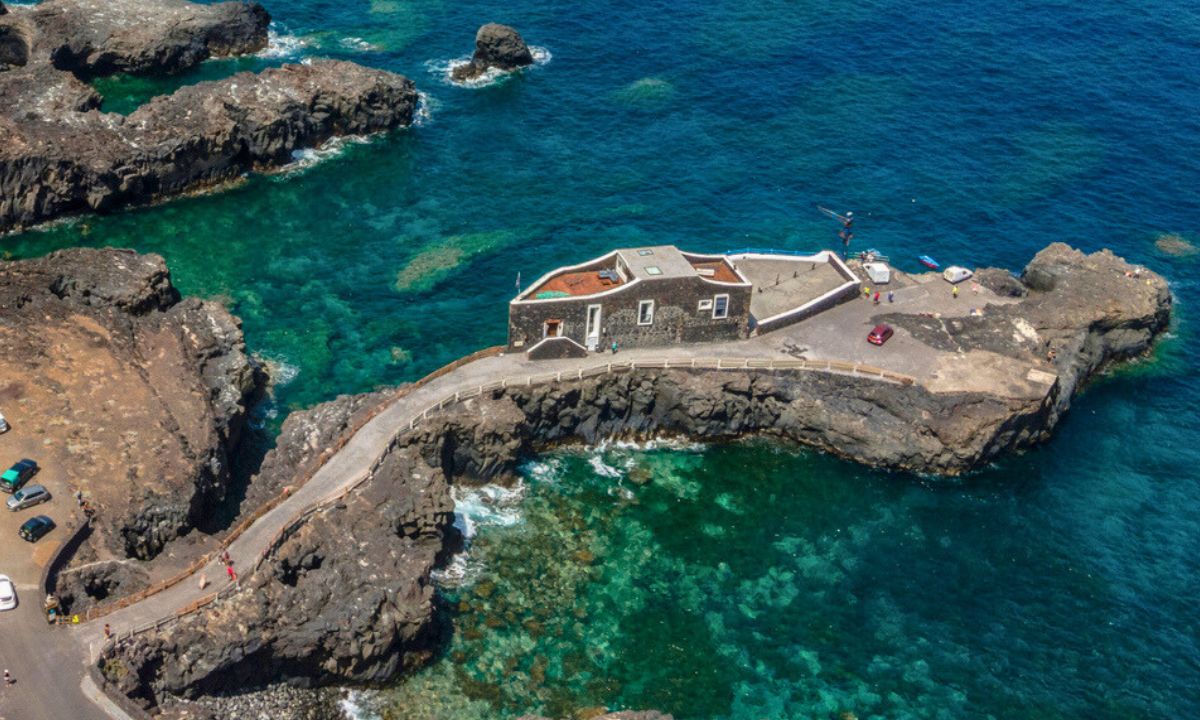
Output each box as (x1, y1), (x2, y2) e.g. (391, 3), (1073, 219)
(509, 246), (754, 358)
(509, 245), (862, 359)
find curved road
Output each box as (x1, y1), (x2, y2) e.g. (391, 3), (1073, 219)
(8, 278), (1029, 719)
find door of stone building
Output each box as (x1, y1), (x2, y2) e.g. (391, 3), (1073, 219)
(585, 304), (602, 350)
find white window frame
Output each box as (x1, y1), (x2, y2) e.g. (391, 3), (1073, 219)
(697, 299), (713, 312)
(712, 294), (730, 319)
(637, 300), (655, 326)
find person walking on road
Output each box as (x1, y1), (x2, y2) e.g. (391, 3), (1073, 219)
(4, 669), (13, 686)
(226, 564), (237, 583)
(104, 623), (112, 640)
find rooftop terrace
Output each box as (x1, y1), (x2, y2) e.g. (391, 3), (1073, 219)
(520, 245), (747, 301)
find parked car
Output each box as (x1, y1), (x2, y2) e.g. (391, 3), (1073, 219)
(867, 324), (895, 346)
(7, 484), (50, 511)
(0, 574), (16, 611)
(0, 459), (37, 493)
(0, 411), (8, 434)
(19, 515), (55, 542)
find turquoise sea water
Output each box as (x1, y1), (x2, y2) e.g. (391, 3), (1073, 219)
(6, 0), (1200, 717)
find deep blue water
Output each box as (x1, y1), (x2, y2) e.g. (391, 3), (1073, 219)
(6, 0), (1200, 717)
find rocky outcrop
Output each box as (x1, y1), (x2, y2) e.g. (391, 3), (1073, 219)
(0, 249), (264, 561)
(236, 390), (393, 514)
(411, 245), (1171, 479)
(100, 246), (1169, 708)
(30, 0), (269, 78)
(0, 0), (418, 233)
(451, 23), (534, 82)
(101, 422), (453, 709)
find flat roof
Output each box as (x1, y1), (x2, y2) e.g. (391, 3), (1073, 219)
(615, 246), (697, 281)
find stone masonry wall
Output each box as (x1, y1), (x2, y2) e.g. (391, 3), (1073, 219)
(509, 277), (751, 353)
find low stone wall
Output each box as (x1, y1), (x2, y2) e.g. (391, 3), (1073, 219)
(753, 280), (861, 334)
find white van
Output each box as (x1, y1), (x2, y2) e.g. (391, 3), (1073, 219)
(863, 262), (891, 285)
(943, 266), (974, 284)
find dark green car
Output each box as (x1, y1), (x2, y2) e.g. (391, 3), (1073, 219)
(0, 459), (38, 494)
(19, 515), (55, 542)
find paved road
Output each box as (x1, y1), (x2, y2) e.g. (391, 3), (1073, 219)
(9, 270), (1042, 719)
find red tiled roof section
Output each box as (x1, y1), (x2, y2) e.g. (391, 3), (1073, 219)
(535, 270), (624, 296)
(690, 260), (742, 283)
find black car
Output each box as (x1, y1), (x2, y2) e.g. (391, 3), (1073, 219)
(1, 459), (38, 494)
(18, 515), (55, 542)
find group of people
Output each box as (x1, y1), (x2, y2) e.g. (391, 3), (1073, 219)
(863, 286), (895, 305)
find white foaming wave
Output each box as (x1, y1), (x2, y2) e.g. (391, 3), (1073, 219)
(339, 36), (381, 52)
(588, 454), (624, 479)
(433, 44), (553, 88)
(432, 482), (527, 586)
(261, 357), (300, 387)
(449, 482), (527, 542)
(413, 91), (439, 127)
(338, 691), (380, 720)
(257, 24), (309, 60)
(281, 134), (372, 175)
(524, 456), (563, 483)
(608, 437), (707, 452)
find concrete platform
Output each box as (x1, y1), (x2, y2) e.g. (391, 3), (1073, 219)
(733, 257), (848, 322)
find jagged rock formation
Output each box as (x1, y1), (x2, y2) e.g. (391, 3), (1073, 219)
(102, 395), (453, 709)
(100, 245), (1170, 708)
(451, 22), (534, 82)
(0, 249), (263, 562)
(0, 0), (418, 233)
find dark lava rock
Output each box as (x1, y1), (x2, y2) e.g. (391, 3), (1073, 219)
(98, 245), (1170, 708)
(0, 0), (418, 233)
(974, 267), (1027, 298)
(31, 0), (270, 78)
(0, 249), (264, 561)
(101, 410), (453, 709)
(451, 22), (534, 81)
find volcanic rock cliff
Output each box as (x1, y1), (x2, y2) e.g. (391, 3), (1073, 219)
(0, 0), (418, 233)
(0, 248), (263, 562)
(100, 244), (1171, 711)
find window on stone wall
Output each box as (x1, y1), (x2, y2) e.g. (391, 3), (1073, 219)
(713, 294), (729, 319)
(638, 300), (655, 325)
(698, 299), (713, 312)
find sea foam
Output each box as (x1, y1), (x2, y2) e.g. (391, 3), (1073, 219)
(432, 45), (552, 89)
(432, 482), (527, 586)
(257, 24), (309, 60)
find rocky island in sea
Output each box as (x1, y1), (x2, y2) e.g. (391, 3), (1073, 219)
(0, 0), (417, 233)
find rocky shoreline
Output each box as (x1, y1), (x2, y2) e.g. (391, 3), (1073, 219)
(97, 244), (1170, 716)
(0, 248), (264, 600)
(0, 0), (418, 233)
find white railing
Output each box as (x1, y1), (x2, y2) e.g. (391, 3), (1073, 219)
(102, 354), (915, 644)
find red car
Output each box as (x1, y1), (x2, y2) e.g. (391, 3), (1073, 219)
(867, 324), (894, 345)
